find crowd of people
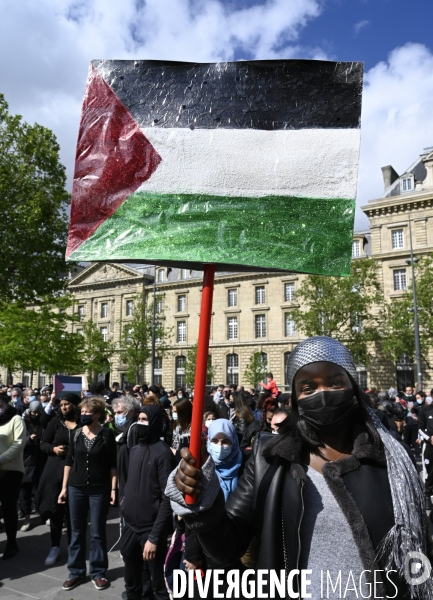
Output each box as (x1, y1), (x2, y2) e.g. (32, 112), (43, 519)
(0, 356), (432, 599)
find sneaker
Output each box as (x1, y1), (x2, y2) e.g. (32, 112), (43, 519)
(93, 577), (110, 590)
(20, 518), (31, 532)
(45, 546), (60, 566)
(62, 576), (85, 591)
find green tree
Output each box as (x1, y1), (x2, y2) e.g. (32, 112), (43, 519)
(118, 294), (172, 384)
(81, 319), (116, 383)
(379, 253), (433, 365)
(0, 296), (84, 379)
(184, 343), (214, 388)
(244, 351), (268, 388)
(292, 257), (383, 366)
(0, 95), (71, 303)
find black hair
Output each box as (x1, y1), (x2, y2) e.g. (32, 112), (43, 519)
(148, 385), (160, 396)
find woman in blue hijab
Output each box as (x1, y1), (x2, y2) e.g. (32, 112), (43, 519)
(207, 419), (243, 501)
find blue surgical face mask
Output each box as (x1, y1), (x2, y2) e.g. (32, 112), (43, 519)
(80, 414), (95, 426)
(172, 412), (178, 420)
(417, 399), (423, 405)
(29, 396), (36, 402)
(115, 414), (127, 427)
(210, 443), (232, 461)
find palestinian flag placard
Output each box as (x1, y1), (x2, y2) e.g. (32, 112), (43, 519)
(66, 60), (363, 276)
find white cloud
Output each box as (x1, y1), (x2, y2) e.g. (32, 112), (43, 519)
(353, 19), (370, 36)
(1, 2), (433, 233)
(0, 0), (323, 180)
(356, 43), (433, 227)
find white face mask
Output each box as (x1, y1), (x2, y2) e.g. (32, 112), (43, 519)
(272, 430), (278, 435)
(137, 421), (149, 426)
(172, 412), (178, 420)
(205, 420), (213, 428)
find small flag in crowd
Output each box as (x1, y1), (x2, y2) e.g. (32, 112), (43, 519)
(53, 375), (82, 398)
(66, 59), (363, 276)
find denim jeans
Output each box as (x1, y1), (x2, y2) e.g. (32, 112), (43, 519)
(67, 484), (110, 580)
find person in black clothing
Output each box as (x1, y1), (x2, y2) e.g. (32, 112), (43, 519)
(106, 382), (121, 405)
(218, 390), (234, 421)
(36, 392), (80, 567)
(59, 396), (117, 592)
(418, 398), (433, 502)
(112, 396), (139, 496)
(19, 401), (46, 532)
(120, 405), (175, 600)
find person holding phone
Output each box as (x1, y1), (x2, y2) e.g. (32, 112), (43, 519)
(36, 393), (80, 567)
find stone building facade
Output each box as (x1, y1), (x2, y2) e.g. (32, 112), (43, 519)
(2, 148), (433, 391)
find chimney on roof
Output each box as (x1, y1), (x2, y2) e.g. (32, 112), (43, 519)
(381, 165), (399, 191)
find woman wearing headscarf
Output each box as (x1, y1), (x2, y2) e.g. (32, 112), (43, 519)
(206, 419), (242, 501)
(167, 336), (431, 600)
(19, 400), (46, 532)
(36, 393), (80, 567)
(0, 393), (25, 559)
(120, 405), (175, 600)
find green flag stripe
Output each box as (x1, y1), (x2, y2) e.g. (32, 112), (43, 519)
(68, 191), (355, 276)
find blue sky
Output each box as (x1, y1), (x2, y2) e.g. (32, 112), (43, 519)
(0, 0), (432, 229)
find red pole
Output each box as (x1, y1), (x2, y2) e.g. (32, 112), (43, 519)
(185, 263), (215, 505)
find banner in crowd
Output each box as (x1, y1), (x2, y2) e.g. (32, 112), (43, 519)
(66, 59), (363, 276)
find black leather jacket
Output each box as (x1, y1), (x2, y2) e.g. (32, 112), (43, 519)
(184, 426), (410, 598)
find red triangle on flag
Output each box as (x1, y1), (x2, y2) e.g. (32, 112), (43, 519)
(66, 64), (162, 257)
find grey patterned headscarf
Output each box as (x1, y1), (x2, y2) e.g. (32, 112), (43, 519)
(287, 336), (432, 600)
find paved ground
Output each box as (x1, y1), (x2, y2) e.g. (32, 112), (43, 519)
(0, 507), (124, 600)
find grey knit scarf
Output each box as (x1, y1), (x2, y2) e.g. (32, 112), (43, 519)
(369, 409), (433, 600)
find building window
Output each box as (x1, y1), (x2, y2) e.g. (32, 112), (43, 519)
(78, 305), (85, 320)
(227, 317), (238, 340)
(154, 357), (163, 385)
(179, 269), (188, 280)
(357, 369), (368, 390)
(76, 328), (83, 336)
(178, 295), (186, 312)
(351, 313), (364, 333)
(125, 326), (133, 343)
(157, 269), (165, 283)
(100, 326), (108, 342)
(255, 314), (266, 338)
(391, 229), (404, 249)
(228, 288), (238, 307)
(38, 374), (46, 388)
(126, 300), (134, 316)
(23, 373), (30, 388)
(259, 352), (268, 371)
(401, 177), (413, 192)
(284, 283), (295, 302)
(255, 286), (265, 304)
(285, 313), (296, 337)
(177, 321), (187, 343)
(352, 240), (361, 258)
(156, 298), (163, 314)
(226, 354), (239, 386)
(393, 269), (407, 291)
(175, 356), (186, 388)
(207, 355), (213, 386)
(101, 302), (108, 318)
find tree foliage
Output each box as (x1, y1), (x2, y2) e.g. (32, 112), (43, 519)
(184, 343), (214, 388)
(243, 351), (268, 388)
(0, 95), (70, 303)
(81, 319), (116, 383)
(292, 258), (383, 365)
(0, 296), (84, 379)
(379, 254), (433, 364)
(118, 294), (172, 384)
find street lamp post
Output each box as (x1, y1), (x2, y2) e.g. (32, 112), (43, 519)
(150, 269), (157, 386)
(406, 207), (423, 391)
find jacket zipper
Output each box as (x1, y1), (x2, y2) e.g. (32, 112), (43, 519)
(281, 468), (305, 597)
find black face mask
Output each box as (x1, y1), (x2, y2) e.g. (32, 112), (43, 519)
(63, 408), (76, 420)
(297, 389), (358, 436)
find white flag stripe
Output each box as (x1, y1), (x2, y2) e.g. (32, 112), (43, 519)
(138, 128), (360, 200)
